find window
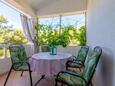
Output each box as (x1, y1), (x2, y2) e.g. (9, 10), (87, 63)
(38, 12), (86, 46)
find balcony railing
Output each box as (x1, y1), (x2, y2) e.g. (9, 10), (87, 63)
(0, 44), (81, 60)
(0, 44), (35, 59)
(0, 44), (10, 59)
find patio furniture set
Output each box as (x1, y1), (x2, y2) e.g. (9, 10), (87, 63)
(4, 44), (102, 86)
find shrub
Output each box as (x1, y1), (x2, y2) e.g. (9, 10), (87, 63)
(35, 24), (86, 47)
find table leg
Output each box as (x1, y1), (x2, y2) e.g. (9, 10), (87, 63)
(34, 75), (45, 86)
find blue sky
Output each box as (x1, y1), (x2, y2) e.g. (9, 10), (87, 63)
(0, 2), (22, 29)
(39, 14), (85, 28)
(0, 1), (85, 29)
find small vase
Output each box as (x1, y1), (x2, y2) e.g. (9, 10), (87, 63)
(50, 44), (57, 55)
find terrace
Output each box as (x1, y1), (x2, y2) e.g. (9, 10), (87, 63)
(0, 0), (115, 86)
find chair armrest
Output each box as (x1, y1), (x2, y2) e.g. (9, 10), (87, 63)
(66, 55), (83, 64)
(12, 61), (31, 71)
(66, 55), (77, 62)
(62, 70), (82, 76)
(70, 55), (77, 60)
(56, 71), (87, 84)
(21, 56), (31, 62)
(12, 61), (25, 65)
(66, 60), (84, 67)
(66, 60), (74, 65)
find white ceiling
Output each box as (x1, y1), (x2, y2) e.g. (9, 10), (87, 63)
(4, 0), (87, 16)
(25, 0), (58, 11)
(14, 0), (58, 11)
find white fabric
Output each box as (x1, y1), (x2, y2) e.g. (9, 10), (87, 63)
(32, 52), (72, 60)
(20, 14), (38, 54)
(30, 52), (72, 76)
(24, 44), (34, 57)
(20, 14), (35, 43)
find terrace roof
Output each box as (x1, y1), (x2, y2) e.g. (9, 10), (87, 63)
(2, 0), (87, 17)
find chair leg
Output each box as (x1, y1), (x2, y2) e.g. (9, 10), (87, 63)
(61, 83), (63, 86)
(90, 81), (93, 86)
(66, 66), (68, 70)
(66, 63), (70, 70)
(20, 71), (24, 77)
(55, 80), (58, 86)
(34, 75), (45, 86)
(4, 67), (12, 86)
(29, 70), (33, 86)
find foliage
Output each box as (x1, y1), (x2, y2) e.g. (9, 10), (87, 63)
(0, 15), (8, 24)
(0, 48), (3, 57)
(59, 25), (75, 47)
(35, 24), (86, 47)
(7, 29), (28, 44)
(74, 26), (86, 46)
(0, 15), (28, 58)
(0, 15), (28, 44)
(35, 24), (60, 46)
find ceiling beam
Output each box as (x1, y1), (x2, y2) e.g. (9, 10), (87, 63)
(2, 0), (36, 17)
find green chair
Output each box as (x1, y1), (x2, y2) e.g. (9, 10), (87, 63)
(4, 44), (33, 86)
(66, 46), (89, 71)
(55, 46), (102, 86)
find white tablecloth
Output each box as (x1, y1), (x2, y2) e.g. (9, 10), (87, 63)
(30, 52), (72, 76)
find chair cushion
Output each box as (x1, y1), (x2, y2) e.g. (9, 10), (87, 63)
(57, 71), (86, 86)
(17, 65), (29, 71)
(9, 44), (29, 71)
(13, 62), (29, 71)
(76, 47), (88, 62)
(9, 45), (27, 63)
(68, 61), (83, 68)
(64, 70), (82, 76)
(83, 56), (96, 82)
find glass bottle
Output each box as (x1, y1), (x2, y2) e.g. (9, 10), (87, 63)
(50, 44), (57, 55)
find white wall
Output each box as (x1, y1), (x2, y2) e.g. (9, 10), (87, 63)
(0, 58), (11, 75)
(87, 0), (115, 86)
(57, 46), (81, 56)
(37, 0), (87, 16)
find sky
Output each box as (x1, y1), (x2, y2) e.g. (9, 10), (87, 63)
(39, 14), (85, 28)
(0, 1), (85, 30)
(0, 2), (22, 29)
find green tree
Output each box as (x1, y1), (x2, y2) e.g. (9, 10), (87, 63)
(0, 15), (10, 44)
(0, 15), (28, 44)
(0, 15), (7, 24)
(8, 29), (28, 44)
(74, 26), (86, 46)
(35, 24), (87, 47)
(59, 25), (75, 47)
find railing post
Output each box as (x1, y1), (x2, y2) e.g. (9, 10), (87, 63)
(3, 44), (7, 58)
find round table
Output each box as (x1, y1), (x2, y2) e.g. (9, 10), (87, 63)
(30, 52), (72, 76)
